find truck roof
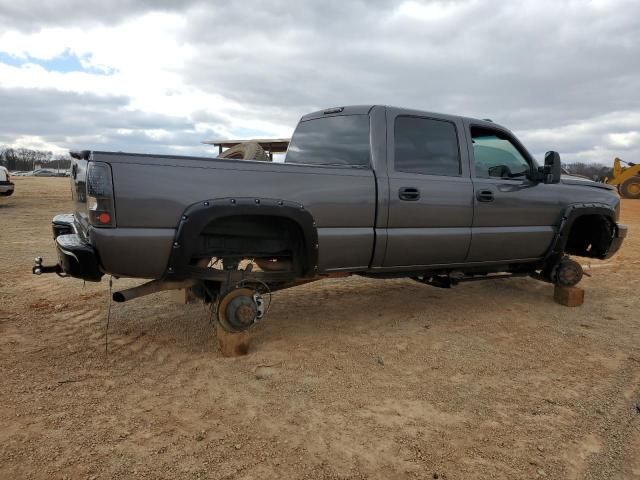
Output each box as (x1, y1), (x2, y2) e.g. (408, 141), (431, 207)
(301, 105), (504, 130)
(201, 106), (507, 154)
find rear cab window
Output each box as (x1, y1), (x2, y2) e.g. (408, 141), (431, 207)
(393, 116), (461, 176)
(285, 115), (371, 167)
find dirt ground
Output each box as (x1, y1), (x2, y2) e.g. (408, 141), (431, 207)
(1, 177), (639, 480)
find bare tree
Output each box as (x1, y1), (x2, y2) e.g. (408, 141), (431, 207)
(563, 162), (613, 181)
(0, 147), (71, 172)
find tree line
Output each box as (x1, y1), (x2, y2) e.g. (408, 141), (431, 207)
(0, 147), (72, 172)
(562, 162), (613, 181)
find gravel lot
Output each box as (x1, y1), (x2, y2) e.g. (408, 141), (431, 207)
(1, 177), (639, 479)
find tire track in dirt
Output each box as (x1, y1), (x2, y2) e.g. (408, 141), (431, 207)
(581, 359), (640, 479)
(90, 299), (220, 399)
(44, 296), (218, 411)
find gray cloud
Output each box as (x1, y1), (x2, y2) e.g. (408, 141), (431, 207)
(0, 0), (199, 31)
(0, 0), (638, 163)
(0, 87), (224, 155)
(179, 0), (640, 161)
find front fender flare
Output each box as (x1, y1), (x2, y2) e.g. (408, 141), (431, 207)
(546, 202), (617, 260)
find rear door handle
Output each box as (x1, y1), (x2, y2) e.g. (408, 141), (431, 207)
(476, 189), (494, 202)
(399, 187), (420, 201)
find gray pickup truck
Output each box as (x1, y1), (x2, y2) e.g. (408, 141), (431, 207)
(35, 105), (627, 332)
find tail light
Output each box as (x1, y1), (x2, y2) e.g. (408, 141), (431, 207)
(86, 161), (116, 227)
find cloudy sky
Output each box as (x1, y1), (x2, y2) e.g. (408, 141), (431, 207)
(0, 0), (638, 163)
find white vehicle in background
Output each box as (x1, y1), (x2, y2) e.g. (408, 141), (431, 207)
(9, 169), (70, 177)
(0, 166), (15, 197)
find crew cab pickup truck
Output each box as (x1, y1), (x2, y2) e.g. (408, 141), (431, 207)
(35, 105), (627, 332)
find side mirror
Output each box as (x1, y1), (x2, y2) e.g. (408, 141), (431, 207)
(543, 151), (561, 184)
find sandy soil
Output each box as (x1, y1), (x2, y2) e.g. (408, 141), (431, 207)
(1, 177), (639, 480)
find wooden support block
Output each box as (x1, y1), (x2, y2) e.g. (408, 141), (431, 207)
(216, 322), (252, 357)
(185, 287), (200, 304)
(167, 288), (187, 304)
(554, 285), (585, 307)
(167, 287), (200, 304)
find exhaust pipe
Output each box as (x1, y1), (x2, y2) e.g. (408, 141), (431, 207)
(112, 279), (196, 303)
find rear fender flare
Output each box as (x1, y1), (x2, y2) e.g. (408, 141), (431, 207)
(166, 198), (318, 277)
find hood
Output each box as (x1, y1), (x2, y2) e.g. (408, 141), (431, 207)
(560, 174), (616, 191)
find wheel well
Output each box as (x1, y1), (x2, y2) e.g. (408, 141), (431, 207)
(166, 198), (319, 279)
(195, 215), (308, 273)
(564, 214), (614, 258)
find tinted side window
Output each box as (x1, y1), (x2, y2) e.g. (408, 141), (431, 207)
(471, 127), (531, 178)
(285, 115), (370, 167)
(394, 116), (460, 176)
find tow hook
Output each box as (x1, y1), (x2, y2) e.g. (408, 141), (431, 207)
(32, 257), (64, 276)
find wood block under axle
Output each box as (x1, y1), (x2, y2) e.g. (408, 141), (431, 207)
(554, 285), (585, 307)
(167, 287), (200, 304)
(167, 288), (187, 304)
(216, 322), (252, 357)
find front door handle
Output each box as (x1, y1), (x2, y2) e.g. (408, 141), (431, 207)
(476, 189), (494, 202)
(399, 187), (420, 201)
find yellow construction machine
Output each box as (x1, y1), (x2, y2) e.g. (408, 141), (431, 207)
(606, 157), (640, 199)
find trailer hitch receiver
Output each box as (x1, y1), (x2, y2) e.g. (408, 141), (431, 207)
(32, 257), (65, 276)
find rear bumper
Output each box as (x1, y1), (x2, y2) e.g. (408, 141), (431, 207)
(605, 223), (627, 259)
(0, 181), (14, 196)
(45, 214), (103, 281)
(37, 213), (173, 280)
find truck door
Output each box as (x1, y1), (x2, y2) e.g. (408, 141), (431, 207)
(464, 121), (558, 261)
(382, 108), (474, 268)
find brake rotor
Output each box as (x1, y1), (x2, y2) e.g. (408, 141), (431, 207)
(217, 288), (260, 333)
(554, 258), (584, 287)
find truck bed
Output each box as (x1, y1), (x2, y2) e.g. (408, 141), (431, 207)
(77, 151), (377, 277)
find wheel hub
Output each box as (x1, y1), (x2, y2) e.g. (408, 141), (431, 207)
(554, 258), (583, 287)
(217, 288), (263, 332)
(232, 300), (257, 326)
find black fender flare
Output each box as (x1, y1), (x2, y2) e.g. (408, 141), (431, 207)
(165, 197), (319, 278)
(545, 202), (617, 260)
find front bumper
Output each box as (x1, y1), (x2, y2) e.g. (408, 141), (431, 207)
(33, 214), (103, 281)
(0, 181), (14, 196)
(605, 223), (628, 259)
